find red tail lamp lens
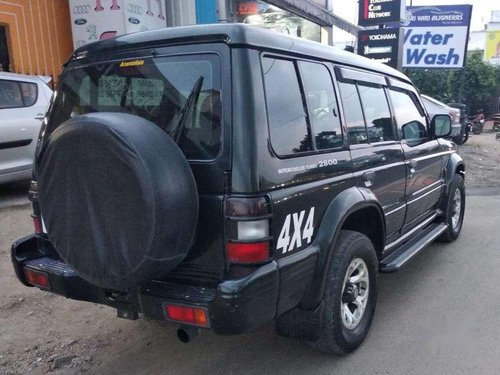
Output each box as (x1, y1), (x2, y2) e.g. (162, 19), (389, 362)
(226, 241), (269, 263)
(165, 304), (209, 327)
(24, 268), (50, 289)
(31, 215), (43, 235)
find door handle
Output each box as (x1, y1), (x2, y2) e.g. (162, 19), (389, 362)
(363, 171), (375, 187)
(34, 113), (45, 120)
(409, 159), (417, 177)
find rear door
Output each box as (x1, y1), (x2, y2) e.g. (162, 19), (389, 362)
(336, 67), (406, 242)
(387, 82), (443, 230)
(0, 78), (44, 177)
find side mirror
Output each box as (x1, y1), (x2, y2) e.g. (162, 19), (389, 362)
(431, 114), (452, 138)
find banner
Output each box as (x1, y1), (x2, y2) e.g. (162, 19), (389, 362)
(403, 5), (472, 69)
(485, 31), (500, 66)
(69, 0), (166, 49)
(357, 28), (403, 69)
(358, 0), (405, 27)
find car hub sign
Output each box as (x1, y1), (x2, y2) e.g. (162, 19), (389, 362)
(358, 0), (405, 27)
(403, 5), (472, 69)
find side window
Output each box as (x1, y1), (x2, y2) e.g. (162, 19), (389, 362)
(388, 89), (427, 140)
(0, 80), (23, 109)
(337, 81), (368, 145)
(19, 82), (38, 107)
(299, 61), (343, 149)
(263, 57), (310, 155)
(357, 84), (394, 142)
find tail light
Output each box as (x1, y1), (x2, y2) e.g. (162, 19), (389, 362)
(449, 111), (460, 125)
(224, 196), (272, 264)
(164, 304), (209, 327)
(24, 268), (50, 289)
(31, 215), (43, 235)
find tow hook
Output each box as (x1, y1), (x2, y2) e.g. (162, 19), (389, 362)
(177, 326), (200, 343)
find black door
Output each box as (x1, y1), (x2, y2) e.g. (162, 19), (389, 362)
(336, 69), (406, 241)
(388, 87), (443, 230)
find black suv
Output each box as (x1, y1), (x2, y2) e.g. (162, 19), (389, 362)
(11, 25), (465, 354)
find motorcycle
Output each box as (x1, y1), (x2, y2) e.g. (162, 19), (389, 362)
(470, 113), (485, 135)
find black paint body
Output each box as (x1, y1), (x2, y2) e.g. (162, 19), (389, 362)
(11, 25), (464, 336)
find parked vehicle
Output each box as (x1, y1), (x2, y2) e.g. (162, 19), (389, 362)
(492, 113), (500, 131)
(447, 102), (470, 144)
(11, 24), (464, 354)
(470, 112), (485, 135)
(421, 95), (462, 144)
(0, 72), (52, 184)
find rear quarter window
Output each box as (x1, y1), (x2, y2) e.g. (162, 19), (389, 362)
(0, 79), (37, 109)
(262, 57), (310, 155)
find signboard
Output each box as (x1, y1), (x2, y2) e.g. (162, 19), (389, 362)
(358, 0), (405, 27)
(236, 1), (321, 42)
(357, 27), (403, 69)
(403, 5), (472, 69)
(485, 31), (500, 65)
(69, 0), (166, 49)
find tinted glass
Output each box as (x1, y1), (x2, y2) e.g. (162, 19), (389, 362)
(357, 85), (394, 143)
(338, 81), (368, 145)
(263, 57), (310, 155)
(19, 82), (38, 107)
(48, 55), (221, 160)
(0, 80), (23, 108)
(389, 89), (427, 140)
(299, 61), (343, 149)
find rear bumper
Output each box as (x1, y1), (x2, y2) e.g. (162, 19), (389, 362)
(11, 234), (279, 335)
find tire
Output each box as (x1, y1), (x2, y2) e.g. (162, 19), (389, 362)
(307, 230), (378, 354)
(438, 174), (465, 242)
(472, 123), (483, 135)
(38, 113), (198, 291)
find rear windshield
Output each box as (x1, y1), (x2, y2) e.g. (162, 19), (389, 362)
(47, 54), (222, 160)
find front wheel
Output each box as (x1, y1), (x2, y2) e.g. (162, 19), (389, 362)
(472, 122), (483, 135)
(439, 174), (465, 242)
(307, 230), (378, 354)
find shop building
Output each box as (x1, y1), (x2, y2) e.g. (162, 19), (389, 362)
(0, 0), (358, 83)
(0, 0), (73, 84)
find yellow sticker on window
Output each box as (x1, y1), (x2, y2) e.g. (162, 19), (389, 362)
(119, 59), (145, 68)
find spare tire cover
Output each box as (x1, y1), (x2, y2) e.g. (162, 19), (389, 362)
(38, 113), (198, 291)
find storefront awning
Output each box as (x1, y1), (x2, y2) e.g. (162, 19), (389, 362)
(265, 0), (361, 35)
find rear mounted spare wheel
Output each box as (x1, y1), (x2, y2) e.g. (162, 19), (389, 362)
(37, 113), (199, 291)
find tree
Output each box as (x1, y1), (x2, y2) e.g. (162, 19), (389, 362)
(406, 69), (451, 102)
(406, 54), (500, 115)
(448, 54), (497, 115)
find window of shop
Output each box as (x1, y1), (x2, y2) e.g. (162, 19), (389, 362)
(166, 0), (197, 27)
(0, 25), (10, 72)
(235, 1), (321, 42)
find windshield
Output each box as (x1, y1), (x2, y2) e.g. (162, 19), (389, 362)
(46, 54), (222, 160)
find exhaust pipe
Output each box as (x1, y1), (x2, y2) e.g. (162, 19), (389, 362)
(177, 326), (200, 343)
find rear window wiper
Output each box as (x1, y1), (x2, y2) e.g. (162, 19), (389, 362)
(171, 76), (204, 144)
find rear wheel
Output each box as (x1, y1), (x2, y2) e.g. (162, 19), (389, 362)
(439, 174), (465, 242)
(307, 230), (378, 354)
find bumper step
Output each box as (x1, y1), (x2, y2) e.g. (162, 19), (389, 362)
(380, 223), (448, 273)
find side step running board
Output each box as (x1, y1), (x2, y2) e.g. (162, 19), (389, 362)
(379, 223), (448, 273)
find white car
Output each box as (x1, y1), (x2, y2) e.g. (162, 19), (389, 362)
(0, 72), (52, 184)
(421, 94), (462, 142)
